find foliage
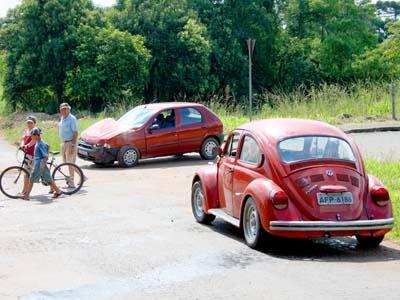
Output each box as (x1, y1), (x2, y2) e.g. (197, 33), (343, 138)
(354, 22), (400, 80)
(0, 0), (398, 111)
(66, 25), (151, 111)
(110, 0), (214, 101)
(0, 0), (93, 108)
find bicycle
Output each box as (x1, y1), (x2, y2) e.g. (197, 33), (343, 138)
(0, 148), (84, 199)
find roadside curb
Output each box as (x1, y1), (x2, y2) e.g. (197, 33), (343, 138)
(342, 126), (400, 134)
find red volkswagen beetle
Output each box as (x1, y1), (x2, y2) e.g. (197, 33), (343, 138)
(191, 119), (394, 249)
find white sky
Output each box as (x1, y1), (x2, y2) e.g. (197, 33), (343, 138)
(0, 0), (116, 18)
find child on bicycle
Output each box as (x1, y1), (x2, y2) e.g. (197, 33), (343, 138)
(20, 128), (63, 200)
(17, 116), (37, 195)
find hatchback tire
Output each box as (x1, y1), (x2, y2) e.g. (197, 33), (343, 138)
(200, 137), (220, 160)
(117, 146), (139, 168)
(243, 197), (265, 249)
(191, 181), (215, 224)
(356, 235), (384, 248)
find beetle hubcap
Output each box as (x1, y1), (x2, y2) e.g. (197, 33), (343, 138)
(245, 205), (258, 242)
(123, 149), (137, 165)
(205, 141), (217, 157)
(194, 186), (204, 217)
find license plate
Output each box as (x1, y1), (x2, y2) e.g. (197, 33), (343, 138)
(78, 149), (87, 156)
(317, 192), (353, 205)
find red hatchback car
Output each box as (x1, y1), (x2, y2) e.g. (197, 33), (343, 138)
(191, 119), (394, 249)
(78, 102), (223, 167)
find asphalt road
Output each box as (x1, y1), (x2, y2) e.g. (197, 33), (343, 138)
(349, 131), (400, 161)
(0, 132), (399, 300)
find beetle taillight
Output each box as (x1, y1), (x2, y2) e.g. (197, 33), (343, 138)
(271, 190), (289, 210)
(371, 186), (390, 207)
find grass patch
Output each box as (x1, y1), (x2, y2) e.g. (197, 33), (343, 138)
(212, 82), (396, 132)
(365, 160), (400, 241)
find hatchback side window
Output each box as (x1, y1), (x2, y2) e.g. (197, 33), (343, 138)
(180, 108), (203, 126)
(151, 109), (175, 129)
(226, 134), (240, 158)
(239, 136), (261, 165)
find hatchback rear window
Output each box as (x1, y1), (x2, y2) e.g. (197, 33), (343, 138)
(278, 136), (356, 163)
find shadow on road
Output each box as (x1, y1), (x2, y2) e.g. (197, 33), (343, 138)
(209, 220), (400, 263)
(80, 154), (209, 171)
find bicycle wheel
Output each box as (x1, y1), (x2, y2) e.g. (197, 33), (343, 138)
(0, 166), (29, 199)
(52, 163), (84, 195)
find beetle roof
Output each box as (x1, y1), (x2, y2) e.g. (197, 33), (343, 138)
(139, 102), (204, 110)
(238, 119), (348, 143)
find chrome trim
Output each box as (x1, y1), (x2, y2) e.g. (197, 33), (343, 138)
(208, 208), (240, 227)
(270, 218), (394, 232)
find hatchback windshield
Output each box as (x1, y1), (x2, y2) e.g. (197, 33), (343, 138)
(278, 136), (356, 163)
(117, 106), (155, 127)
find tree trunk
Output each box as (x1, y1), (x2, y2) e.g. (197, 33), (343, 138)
(54, 84), (64, 106)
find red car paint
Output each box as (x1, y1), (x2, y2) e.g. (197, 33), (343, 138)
(192, 119), (394, 248)
(78, 102), (223, 167)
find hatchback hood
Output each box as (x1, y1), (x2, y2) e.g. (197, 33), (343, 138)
(81, 118), (128, 144)
(282, 165), (365, 221)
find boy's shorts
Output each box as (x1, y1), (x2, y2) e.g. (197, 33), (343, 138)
(30, 166), (53, 184)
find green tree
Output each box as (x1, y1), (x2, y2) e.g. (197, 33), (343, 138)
(110, 0), (213, 101)
(66, 25), (151, 111)
(0, 0), (93, 108)
(354, 22), (400, 80)
(282, 0), (379, 82)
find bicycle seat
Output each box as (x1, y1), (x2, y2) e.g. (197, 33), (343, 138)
(50, 151), (60, 155)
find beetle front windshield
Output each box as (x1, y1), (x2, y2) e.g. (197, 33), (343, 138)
(278, 136), (356, 163)
(117, 106), (155, 128)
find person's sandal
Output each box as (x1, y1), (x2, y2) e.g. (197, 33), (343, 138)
(21, 195), (30, 201)
(52, 191), (63, 199)
(49, 190), (55, 194)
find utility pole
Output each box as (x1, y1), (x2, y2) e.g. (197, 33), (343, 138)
(247, 39), (256, 121)
(391, 81), (397, 120)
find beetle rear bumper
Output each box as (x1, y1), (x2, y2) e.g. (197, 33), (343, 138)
(270, 218), (394, 232)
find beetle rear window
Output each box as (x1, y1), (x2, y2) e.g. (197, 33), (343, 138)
(278, 136), (356, 163)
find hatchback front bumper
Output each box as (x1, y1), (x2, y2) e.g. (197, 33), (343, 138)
(270, 218), (394, 231)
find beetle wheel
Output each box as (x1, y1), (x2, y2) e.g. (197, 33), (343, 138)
(356, 235), (384, 248)
(191, 181), (215, 224)
(243, 197), (265, 249)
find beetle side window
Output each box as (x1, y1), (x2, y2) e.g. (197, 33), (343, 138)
(239, 136), (261, 165)
(226, 134), (240, 157)
(180, 108), (203, 125)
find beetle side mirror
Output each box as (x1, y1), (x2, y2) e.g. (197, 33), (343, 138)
(212, 146), (223, 157)
(148, 124), (160, 133)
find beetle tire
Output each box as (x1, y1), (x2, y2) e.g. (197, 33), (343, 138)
(243, 197), (265, 249)
(191, 181), (215, 224)
(356, 235), (384, 248)
(200, 137), (220, 160)
(117, 146), (139, 168)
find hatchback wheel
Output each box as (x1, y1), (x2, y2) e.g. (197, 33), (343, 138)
(117, 146), (139, 168)
(243, 197), (265, 249)
(356, 235), (384, 248)
(191, 181), (215, 224)
(200, 137), (220, 160)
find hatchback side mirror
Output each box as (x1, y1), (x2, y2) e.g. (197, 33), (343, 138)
(148, 124), (160, 133)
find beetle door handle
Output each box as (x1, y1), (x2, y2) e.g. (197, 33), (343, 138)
(226, 168), (234, 173)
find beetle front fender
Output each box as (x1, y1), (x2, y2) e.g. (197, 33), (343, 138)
(192, 165), (219, 212)
(241, 178), (303, 232)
